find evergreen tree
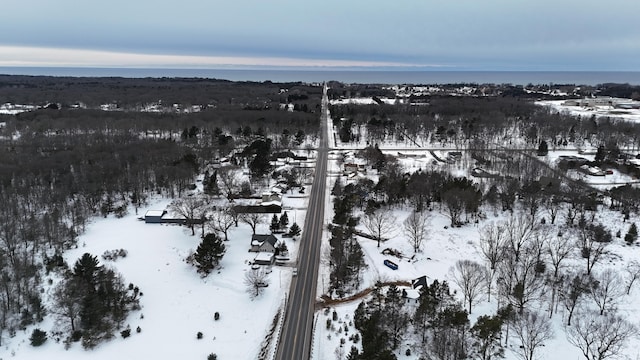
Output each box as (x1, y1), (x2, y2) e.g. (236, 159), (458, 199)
(346, 345), (360, 360)
(73, 253), (101, 287)
(288, 222), (301, 237)
(66, 253), (140, 348)
(595, 145), (606, 163)
(194, 233), (226, 275)
(625, 223), (638, 245)
(536, 140), (549, 156)
(470, 315), (504, 360)
(204, 171), (220, 196)
(270, 214), (280, 233)
(279, 211), (289, 228)
(29, 328), (47, 346)
(276, 241), (288, 256)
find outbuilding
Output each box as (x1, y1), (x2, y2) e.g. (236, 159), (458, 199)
(144, 210), (167, 223)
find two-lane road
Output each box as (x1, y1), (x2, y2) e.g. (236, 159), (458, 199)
(275, 85), (329, 360)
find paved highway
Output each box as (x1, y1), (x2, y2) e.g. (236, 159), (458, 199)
(275, 84), (329, 360)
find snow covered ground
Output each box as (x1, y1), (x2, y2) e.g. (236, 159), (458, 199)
(316, 113), (640, 359)
(6, 189), (309, 359)
(314, 168), (640, 359)
(537, 100), (640, 124)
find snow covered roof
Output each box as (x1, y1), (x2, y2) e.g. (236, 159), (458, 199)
(403, 288), (421, 300)
(145, 210), (165, 217)
(251, 234), (278, 247)
(254, 252), (274, 262)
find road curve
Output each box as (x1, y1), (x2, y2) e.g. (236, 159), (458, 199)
(275, 84), (329, 360)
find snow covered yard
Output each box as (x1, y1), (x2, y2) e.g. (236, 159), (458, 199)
(6, 196), (304, 360)
(315, 147), (640, 360)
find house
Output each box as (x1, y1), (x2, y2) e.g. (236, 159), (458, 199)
(144, 210), (167, 223)
(250, 234), (278, 253)
(261, 192), (282, 203)
(402, 288), (421, 306)
(343, 163), (359, 174)
(253, 252), (275, 266)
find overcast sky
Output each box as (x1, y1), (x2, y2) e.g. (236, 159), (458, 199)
(1, 0), (639, 70)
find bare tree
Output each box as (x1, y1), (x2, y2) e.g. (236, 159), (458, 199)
(169, 196), (208, 236)
(51, 278), (85, 333)
(241, 213), (265, 235)
(504, 213), (538, 262)
(478, 222), (507, 301)
(545, 231), (574, 279)
(451, 260), (487, 313)
(588, 269), (624, 315)
(578, 228), (608, 276)
(208, 206), (235, 241)
(559, 272), (588, 326)
(362, 209), (397, 248)
(402, 211), (429, 253)
(566, 311), (637, 360)
(244, 268), (270, 298)
(545, 196), (562, 225)
(496, 246), (545, 314)
(624, 260), (640, 295)
(218, 166), (240, 200)
(510, 311), (553, 360)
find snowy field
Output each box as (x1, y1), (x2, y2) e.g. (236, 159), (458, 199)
(537, 100), (640, 124)
(6, 190), (308, 359)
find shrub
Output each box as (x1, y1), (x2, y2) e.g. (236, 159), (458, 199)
(197, 331), (203, 340)
(71, 330), (82, 342)
(626, 223), (638, 245)
(136, 326), (141, 333)
(121, 329), (131, 338)
(30, 328), (47, 346)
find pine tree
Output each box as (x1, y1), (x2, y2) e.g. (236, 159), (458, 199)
(346, 345), (359, 360)
(270, 214), (280, 233)
(625, 223), (638, 245)
(279, 212), (289, 228)
(288, 222), (301, 237)
(276, 241), (288, 256)
(595, 145), (606, 163)
(536, 140), (549, 156)
(194, 233), (226, 275)
(204, 171), (220, 196)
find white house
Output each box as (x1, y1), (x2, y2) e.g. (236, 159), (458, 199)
(402, 288), (420, 306)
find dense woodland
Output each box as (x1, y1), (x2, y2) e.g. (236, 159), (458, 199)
(0, 76), (321, 346)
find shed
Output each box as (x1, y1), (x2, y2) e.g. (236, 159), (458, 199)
(145, 210), (167, 223)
